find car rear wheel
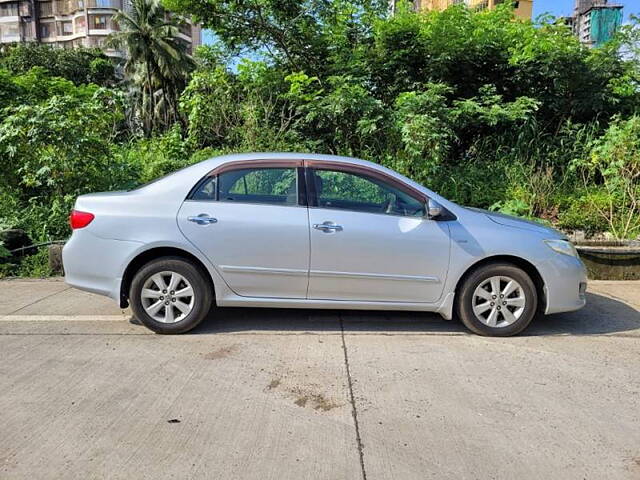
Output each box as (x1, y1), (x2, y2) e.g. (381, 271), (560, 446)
(130, 257), (212, 334)
(455, 263), (538, 337)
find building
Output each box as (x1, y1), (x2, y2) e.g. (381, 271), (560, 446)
(391, 0), (533, 20)
(0, 0), (201, 57)
(564, 0), (623, 47)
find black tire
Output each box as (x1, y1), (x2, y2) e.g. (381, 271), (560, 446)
(129, 256), (213, 334)
(455, 262), (538, 337)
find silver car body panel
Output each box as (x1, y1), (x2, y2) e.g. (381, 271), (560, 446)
(62, 152), (587, 320)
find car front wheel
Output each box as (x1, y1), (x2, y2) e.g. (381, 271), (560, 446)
(130, 256), (212, 334)
(456, 263), (538, 337)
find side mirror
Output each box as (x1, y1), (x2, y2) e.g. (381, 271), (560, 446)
(426, 199), (443, 219)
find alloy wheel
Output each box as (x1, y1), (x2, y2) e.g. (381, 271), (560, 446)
(140, 271), (195, 323)
(471, 275), (526, 328)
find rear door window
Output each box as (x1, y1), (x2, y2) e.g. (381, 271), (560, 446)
(191, 167), (298, 206)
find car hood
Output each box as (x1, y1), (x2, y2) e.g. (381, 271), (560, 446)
(465, 207), (565, 239)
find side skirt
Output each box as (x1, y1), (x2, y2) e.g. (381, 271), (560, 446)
(217, 294), (454, 318)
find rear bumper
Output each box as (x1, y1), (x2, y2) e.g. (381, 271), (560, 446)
(62, 230), (143, 302)
(542, 254), (588, 315)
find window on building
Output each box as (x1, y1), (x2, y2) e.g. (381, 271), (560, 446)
(0, 3), (19, 16)
(39, 23), (52, 37)
(0, 23), (21, 41)
(75, 15), (85, 32)
(59, 21), (73, 35)
(39, 2), (53, 16)
(90, 14), (109, 29)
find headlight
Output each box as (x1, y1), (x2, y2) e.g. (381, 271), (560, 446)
(544, 239), (578, 258)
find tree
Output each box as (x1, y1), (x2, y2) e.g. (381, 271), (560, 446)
(0, 43), (116, 86)
(0, 79), (132, 239)
(108, 0), (195, 135)
(163, 0), (386, 77)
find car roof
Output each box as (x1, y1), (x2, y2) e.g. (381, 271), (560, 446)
(200, 152), (377, 169)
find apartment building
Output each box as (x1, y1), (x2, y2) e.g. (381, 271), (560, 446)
(564, 0), (623, 47)
(0, 0), (201, 57)
(391, 0), (534, 20)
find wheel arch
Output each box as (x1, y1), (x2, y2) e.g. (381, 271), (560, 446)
(454, 255), (546, 315)
(119, 247), (216, 308)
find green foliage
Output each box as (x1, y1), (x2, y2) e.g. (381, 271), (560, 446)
(1, 66), (98, 110)
(571, 115), (640, 239)
(13, 249), (53, 278)
(557, 188), (610, 235)
(180, 66), (239, 149)
(0, 76), (131, 240)
(181, 58), (311, 152)
(114, 124), (193, 184)
(0, 221), (10, 259)
(291, 74), (386, 154)
(163, 0), (387, 76)
(0, 43), (116, 86)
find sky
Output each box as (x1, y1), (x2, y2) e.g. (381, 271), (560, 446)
(533, 0), (637, 22)
(202, 1), (639, 45)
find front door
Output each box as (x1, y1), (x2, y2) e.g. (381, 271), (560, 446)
(306, 166), (451, 303)
(178, 164), (309, 298)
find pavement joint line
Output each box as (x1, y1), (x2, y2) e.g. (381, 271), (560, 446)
(1, 285), (72, 318)
(0, 333), (154, 336)
(340, 314), (368, 480)
(0, 315), (129, 322)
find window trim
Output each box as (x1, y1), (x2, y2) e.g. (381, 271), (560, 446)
(211, 159), (304, 176)
(305, 162), (428, 217)
(304, 160), (427, 205)
(186, 158), (429, 215)
(186, 160), (306, 208)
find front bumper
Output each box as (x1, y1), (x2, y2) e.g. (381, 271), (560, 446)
(542, 254), (588, 315)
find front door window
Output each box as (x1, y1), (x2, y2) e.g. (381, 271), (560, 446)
(312, 169), (425, 217)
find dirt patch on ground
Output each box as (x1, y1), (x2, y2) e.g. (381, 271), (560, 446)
(266, 378), (281, 390)
(264, 378), (340, 412)
(203, 344), (238, 360)
(291, 388), (340, 412)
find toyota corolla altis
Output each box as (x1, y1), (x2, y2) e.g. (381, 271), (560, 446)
(62, 153), (587, 336)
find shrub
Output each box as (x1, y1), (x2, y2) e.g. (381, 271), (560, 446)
(571, 115), (640, 239)
(0, 43), (116, 86)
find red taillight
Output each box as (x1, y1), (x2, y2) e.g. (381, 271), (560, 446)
(69, 210), (95, 229)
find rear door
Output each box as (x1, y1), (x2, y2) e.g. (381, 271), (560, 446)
(178, 162), (310, 299)
(306, 164), (451, 303)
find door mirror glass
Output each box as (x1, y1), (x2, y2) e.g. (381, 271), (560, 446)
(427, 199), (443, 219)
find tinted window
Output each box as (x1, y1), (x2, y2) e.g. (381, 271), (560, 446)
(191, 168), (298, 206)
(191, 176), (217, 201)
(312, 169), (425, 217)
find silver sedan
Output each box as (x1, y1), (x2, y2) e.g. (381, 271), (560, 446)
(62, 153), (587, 336)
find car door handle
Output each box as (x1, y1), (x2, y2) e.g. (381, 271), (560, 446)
(188, 214), (218, 225)
(313, 221), (343, 233)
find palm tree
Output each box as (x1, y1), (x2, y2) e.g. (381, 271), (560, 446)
(108, 0), (194, 136)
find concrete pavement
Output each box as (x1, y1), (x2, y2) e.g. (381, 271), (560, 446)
(0, 279), (639, 479)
